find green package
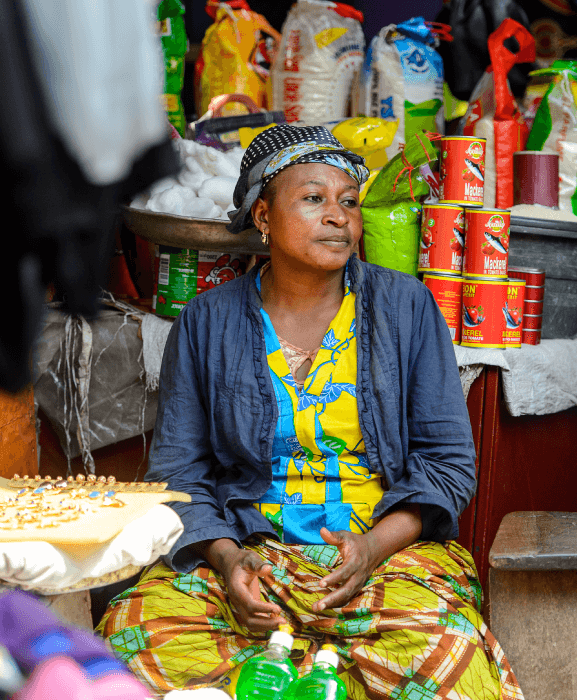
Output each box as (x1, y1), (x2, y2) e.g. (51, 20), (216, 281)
(361, 131), (438, 276)
(157, 0), (187, 137)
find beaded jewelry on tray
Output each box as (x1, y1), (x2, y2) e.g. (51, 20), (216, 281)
(0, 474), (131, 530)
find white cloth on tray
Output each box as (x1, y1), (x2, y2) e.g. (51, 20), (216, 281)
(0, 504), (182, 592)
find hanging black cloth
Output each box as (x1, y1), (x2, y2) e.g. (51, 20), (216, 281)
(0, 0), (178, 392)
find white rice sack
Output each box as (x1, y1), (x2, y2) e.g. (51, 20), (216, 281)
(198, 177), (237, 209)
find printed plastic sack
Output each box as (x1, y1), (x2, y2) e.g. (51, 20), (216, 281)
(462, 19), (535, 209)
(526, 60), (577, 214)
(158, 0), (187, 137)
(271, 0), (364, 125)
(361, 131), (438, 277)
(194, 1), (280, 117)
(356, 18), (444, 162)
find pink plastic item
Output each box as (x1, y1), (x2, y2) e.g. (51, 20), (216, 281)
(13, 657), (93, 700)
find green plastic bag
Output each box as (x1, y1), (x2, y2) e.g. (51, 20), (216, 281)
(526, 60), (577, 214)
(361, 131), (438, 276)
(158, 0), (187, 137)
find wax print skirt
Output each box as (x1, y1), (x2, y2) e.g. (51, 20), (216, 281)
(97, 537), (524, 700)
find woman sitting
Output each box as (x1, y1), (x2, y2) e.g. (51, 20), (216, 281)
(97, 125), (523, 700)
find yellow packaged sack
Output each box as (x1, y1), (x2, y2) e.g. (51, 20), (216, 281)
(332, 118), (397, 170)
(194, 1), (280, 117)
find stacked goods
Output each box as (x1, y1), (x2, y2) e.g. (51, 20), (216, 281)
(462, 209), (510, 279)
(461, 277), (509, 348)
(418, 205), (465, 275)
(508, 266), (546, 345)
(503, 279), (526, 349)
(271, 0), (364, 125)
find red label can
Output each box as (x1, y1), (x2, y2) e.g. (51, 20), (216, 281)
(522, 329), (541, 345)
(423, 273), (463, 344)
(524, 299), (543, 315)
(463, 208), (510, 278)
(418, 205), (465, 275)
(503, 278), (525, 348)
(461, 277), (508, 348)
(508, 266), (545, 287)
(524, 285), (545, 302)
(523, 314), (543, 331)
(439, 136), (486, 206)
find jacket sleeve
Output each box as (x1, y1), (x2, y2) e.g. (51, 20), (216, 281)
(145, 304), (240, 573)
(383, 284), (477, 542)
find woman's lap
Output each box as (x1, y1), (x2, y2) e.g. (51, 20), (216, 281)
(96, 539), (522, 700)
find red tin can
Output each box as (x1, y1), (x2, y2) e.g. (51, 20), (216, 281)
(524, 285), (545, 302)
(524, 299), (543, 315)
(522, 329), (541, 345)
(463, 208), (510, 278)
(507, 266), (546, 287)
(503, 278), (525, 348)
(423, 273), (464, 344)
(461, 276), (508, 348)
(523, 313), (543, 331)
(418, 205), (465, 275)
(439, 136), (486, 207)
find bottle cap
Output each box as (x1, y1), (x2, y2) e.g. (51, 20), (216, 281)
(269, 630), (294, 650)
(315, 648), (338, 668)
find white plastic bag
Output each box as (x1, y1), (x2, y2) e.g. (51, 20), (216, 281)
(271, 0), (364, 125)
(357, 17), (444, 161)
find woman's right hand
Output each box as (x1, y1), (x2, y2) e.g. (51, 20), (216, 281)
(198, 539), (285, 633)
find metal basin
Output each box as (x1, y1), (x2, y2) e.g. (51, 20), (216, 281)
(121, 206), (267, 254)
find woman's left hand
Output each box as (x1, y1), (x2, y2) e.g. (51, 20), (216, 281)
(312, 505), (422, 612)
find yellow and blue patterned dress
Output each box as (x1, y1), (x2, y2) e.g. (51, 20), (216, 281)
(253, 270), (386, 544)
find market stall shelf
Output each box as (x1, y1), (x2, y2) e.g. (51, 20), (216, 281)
(122, 206), (267, 254)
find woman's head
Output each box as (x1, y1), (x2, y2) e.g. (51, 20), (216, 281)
(227, 125), (368, 271)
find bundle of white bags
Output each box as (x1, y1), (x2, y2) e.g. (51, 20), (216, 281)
(131, 140), (243, 220)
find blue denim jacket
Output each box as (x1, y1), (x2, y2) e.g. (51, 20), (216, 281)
(146, 257), (476, 573)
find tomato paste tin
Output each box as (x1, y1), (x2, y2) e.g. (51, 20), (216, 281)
(503, 278), (525, 348)
(507, 266), (546, 287)
(463, 208), (510, 278)
(524, 298), (543, 315)
(155, 246), (245, 317)
(423, 273), (463, 344)
(522, 329), (541, 345)
(523, 314), (543, 331)
(418, 205), (465, 275)
(461, 277), (508, 348)
(524, 285), (545, 302)
(439, 136), (486, 206)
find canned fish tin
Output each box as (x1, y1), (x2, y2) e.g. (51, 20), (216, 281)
(463, 208), (510, 278)
(507, 266), (545, 287)
(461, 276), (508, 348)
(523, 285), (545, 302)
(418, 205), (465, 275)
(503, 278), (525, 348)
(439, 136), (486, 206)
(523, 314), (543, 331)
(423, 273), (464, 344)
(524, 298), (543, 315)
(155, 247), (245, 317)
(522, 329), (541, 345)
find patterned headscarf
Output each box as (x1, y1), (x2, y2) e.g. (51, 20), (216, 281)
(227, 124), (369, 234)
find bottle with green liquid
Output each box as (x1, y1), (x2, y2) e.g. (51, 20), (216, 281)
(284, 646), (346, 700)
(235, 625), (297, 700)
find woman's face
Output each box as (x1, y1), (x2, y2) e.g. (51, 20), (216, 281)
(252, 162), (363, 272)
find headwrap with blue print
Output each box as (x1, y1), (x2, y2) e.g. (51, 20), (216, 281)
(227, 124), (369, 234)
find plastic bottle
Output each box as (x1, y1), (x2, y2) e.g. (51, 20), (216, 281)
(284, 646), (346, 700)
(235, 626), (297, 700)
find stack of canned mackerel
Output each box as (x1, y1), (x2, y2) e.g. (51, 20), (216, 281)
(418, 136), (544, 348)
